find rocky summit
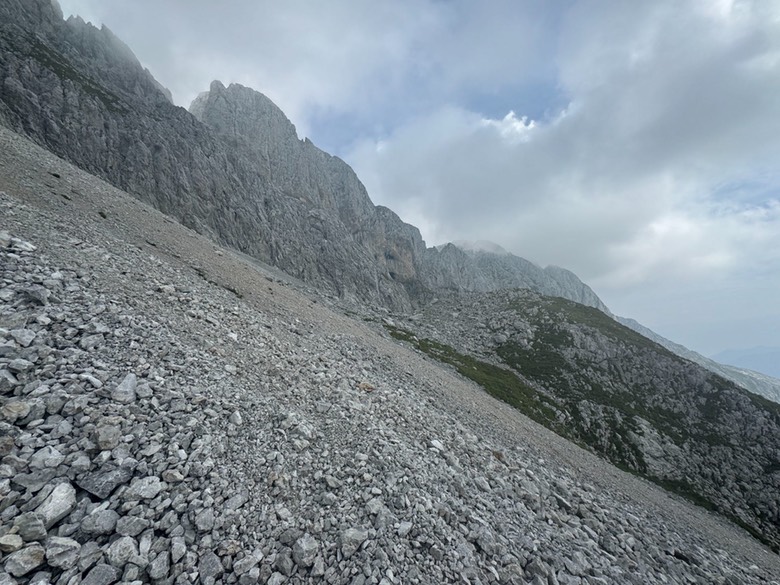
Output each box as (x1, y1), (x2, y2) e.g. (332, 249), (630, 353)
(1, 1), (780, 584)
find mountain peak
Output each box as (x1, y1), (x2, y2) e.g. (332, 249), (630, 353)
(450, 239), (510, 256)
(189, 80), (299, 143)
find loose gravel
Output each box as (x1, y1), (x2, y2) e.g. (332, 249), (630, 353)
(1, 127), (779, 584)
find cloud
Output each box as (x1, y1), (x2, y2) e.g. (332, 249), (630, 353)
(347, 0), (780, 292)
(58, 0), (434, 132)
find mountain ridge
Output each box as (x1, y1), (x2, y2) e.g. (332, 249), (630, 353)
(2, 0), (780, 572)
(618, 317), (780, 404)
(712, 346), (780, 379)
(0, 0), (607, 316)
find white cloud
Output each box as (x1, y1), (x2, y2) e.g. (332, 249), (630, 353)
(58, 0), (441, 133)
(344, 0), (780, 357)
(480, 112), (535, 143)
(348, 0), (780, 287)
(57, 0), (555, 139)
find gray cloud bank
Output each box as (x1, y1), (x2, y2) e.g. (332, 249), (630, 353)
(347, 1), (780, 354)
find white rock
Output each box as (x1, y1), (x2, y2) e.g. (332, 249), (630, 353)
(111, 373), (137, 403)
(35, 482), (77, 528)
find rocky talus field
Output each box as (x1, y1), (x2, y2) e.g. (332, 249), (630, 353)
(2, 125), (780, 585)
(379, 291), (780, 551)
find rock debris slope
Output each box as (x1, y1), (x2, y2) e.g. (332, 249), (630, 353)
(381, 290), (780, 551)
(0, 0), (605, 313)
(2, 0), (780, 580)
(2, 126), (780, 584)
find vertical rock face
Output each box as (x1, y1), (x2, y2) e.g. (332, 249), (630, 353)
(421, 245), (610, 314)
(0, 0), (411, 309)
(186, 80), (417, 308)
(542, 266), (610, 312)
(0, 0), (609, 314)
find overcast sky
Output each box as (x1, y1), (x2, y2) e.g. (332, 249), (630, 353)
(58, 0), (780, 365)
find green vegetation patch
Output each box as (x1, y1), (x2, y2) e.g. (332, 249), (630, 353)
(386, 321), (652, 470)
(384, 324), (561, 430)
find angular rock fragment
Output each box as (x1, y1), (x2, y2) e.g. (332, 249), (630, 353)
(95, 424), (121, 451)
(198, 551), (223, 580)
(14, 513), (47, 542)
(79, 333), (104, 350)
(292, 534), (318, 568)
(8, 359), (33, 374)
(0, 435), (14, 457)
(147, 550), (170, 580)
(339, 528), (368, 558)
(78, 541), (103, 572)
(28, 446), (64, 469)
(115, 515), (150, 537)
(161, 469), (184, 483)
(232, 553), (259, 576)
(45, 536), (81, 570)
(106, 536), (137, 568)
(81, 563), (119, 585)
(9, 329), (35, 347)
(124, 476), (163, 500)
(273, 548), (294, 576)
(10, 237), (36, 252)
(77, 465), (133, 499)
(5, 544), (45, 577)
(19, 285), (49, 305)
(170, 536), (187, 564)
(311, 557), (326, 577)
(81, 509), (119, 535)
(0, 534), (23, 553)
(111, 373), (137, 404)
(1, 401), (30, 422)
(35, 482), (76, 528)
(195, 508), (215, 532)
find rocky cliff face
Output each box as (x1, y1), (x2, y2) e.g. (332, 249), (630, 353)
(422, 244), (609, 312)
(382, 289), (780, 551)
(617, 317), (780, 404)
(0, 1), (410, 310)
(185, 80), (430, 309)
(0, 0), (607, 315)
